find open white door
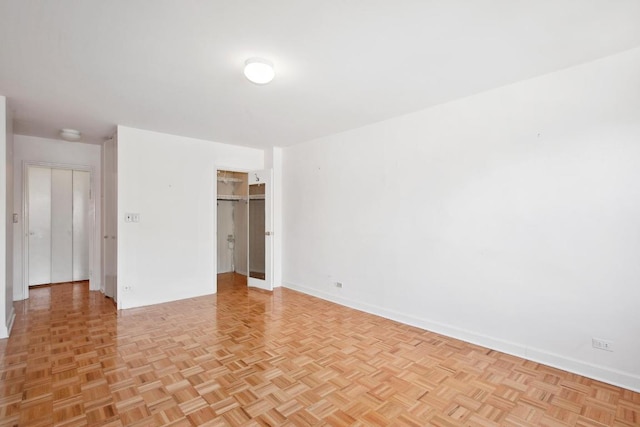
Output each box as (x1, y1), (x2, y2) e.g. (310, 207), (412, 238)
(247, 169), (273, 291)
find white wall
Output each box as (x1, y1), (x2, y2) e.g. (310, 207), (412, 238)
(12, 135), (102, 300)
(0, 95), (13, 338)
(282, 47), (640, 391)
(4, 100), (13, 334)
(116, 126), (263, 309)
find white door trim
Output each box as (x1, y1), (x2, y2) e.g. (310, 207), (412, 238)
(214, 166), (252, 292)
(102, 136), (117, 302)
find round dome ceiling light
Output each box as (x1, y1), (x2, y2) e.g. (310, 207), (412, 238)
(60, 128), (82, 141)
(244, 58), (275, 85)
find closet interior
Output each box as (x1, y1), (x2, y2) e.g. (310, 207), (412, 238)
(217, 170), (248, 281)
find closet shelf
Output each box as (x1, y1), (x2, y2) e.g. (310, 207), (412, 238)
(217, 195), (246, 201)
(218, 194), (263, 201)
(217, 177), (244, 183)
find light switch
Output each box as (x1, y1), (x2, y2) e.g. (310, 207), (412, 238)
(125, 213), (140, 223)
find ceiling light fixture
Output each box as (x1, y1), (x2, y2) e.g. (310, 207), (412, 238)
(59, 128), (82, 141)
(243, 58), (275, 85)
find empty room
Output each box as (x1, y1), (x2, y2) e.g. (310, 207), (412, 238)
(0, 1), (639, 426)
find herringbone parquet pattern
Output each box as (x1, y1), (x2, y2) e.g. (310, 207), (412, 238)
(0, 275), (638, 426)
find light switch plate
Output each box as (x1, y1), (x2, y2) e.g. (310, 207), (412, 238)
(125, 213), (141, 223)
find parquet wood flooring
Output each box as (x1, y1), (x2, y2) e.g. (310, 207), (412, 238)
(0, 277), (638, 426)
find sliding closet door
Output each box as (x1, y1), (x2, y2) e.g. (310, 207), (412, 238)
(27, 166), (91, 286)
(73, 171), (90, 281)
(28, 167), (52, 286)
(51, 169), (73, 283)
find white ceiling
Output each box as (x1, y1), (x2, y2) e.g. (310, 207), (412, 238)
(1, 1), (639, 148)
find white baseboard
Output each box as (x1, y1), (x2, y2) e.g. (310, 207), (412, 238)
(283, 281), (640, 393)
(0, 306), (16, 339)
(6, 307), (15, 335)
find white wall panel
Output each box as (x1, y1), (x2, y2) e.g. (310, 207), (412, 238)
(282, 47), (640, 391)
(2, 97), (14, 338)
(116, 126), (263, 309)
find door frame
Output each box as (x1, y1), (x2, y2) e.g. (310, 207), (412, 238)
(102, 136), (117, 303)
(215, 166), (250, 292)
(22, 161), (96, 298)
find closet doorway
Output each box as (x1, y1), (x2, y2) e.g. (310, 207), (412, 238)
(216, 169), (273, 291)
(25, 165), (92, 290)
(217, 170), (249, 287)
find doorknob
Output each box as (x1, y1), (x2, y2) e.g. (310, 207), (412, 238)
(265, 231), (273, 236)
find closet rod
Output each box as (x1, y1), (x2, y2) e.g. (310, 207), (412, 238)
(217, 196), (246, 201)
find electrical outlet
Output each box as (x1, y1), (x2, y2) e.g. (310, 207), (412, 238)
(335, 282), (343, 288)
(592, 338), (613, 352)
(123, 285), (132, 292)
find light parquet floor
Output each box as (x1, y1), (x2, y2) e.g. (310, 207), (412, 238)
(0, 275), (638, 426)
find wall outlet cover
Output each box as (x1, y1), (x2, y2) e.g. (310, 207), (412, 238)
(592, 338), (613, 352)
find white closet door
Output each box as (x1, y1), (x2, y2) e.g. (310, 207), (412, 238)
(51, 169), (73, 283)
(73, 170), (90, 281)
(28, 167), (52, 286)
(234, 199), (248, 276)
(247, 169), (273, 291)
